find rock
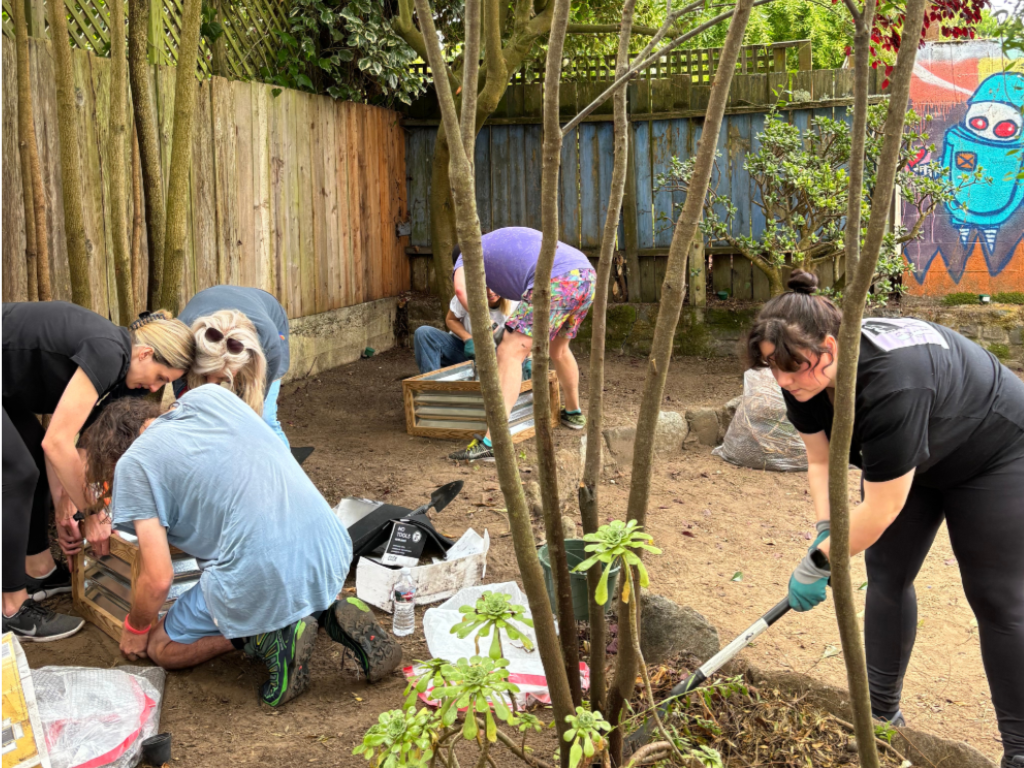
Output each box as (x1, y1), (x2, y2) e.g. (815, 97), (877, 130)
(555, 447), (583, 512)
(686, 406), (722, 446)
(604, 425), (637, 465)
(639, 592), (720, 665)
(561, 515), (578, 541)
(715, 396), (741, 440)
(654, 411), (688, 453)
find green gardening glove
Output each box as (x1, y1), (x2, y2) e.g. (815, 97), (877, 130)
(463, 338), (476, 360)
(789, 520), (831, 612)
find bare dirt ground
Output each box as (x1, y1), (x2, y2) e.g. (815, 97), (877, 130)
(24, 346), (1005, 765)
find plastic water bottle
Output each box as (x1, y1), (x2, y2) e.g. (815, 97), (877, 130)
(392, 568), (416, 637)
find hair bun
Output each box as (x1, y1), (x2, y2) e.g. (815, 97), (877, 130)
(787, 270), (819, 295)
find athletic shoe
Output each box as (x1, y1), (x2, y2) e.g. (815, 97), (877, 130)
(1, 599), (84, 642)
(560, 408), (586, 430)
(322, 599), (402, 683)
(246, 616), (317, 707)
(448, 437), (495, 462)
(25, 562), (73, 601)
(1001, 755), (1024, 768)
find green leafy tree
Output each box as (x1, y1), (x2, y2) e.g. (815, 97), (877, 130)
(657, 103), (973, 299)
(263, 0), (426, 106)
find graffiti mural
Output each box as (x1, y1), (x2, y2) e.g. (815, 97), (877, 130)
(902, 42), (1024, 295)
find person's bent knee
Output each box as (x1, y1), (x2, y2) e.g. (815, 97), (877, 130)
(9, 461), (40, 499)
(497, 332), (531, 365)
(145, 622), (175, 668)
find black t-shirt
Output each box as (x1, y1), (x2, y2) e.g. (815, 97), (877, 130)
(2, 302), (134, 414)
(783, 318), (1024, 489)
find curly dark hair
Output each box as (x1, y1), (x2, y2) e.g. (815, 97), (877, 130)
(81, 398), (164, 510)
(745, 269), (842, 372)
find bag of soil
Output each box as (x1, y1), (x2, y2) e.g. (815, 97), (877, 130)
(712, 368), (808, 472)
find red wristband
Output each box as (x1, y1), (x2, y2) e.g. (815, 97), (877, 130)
(124, 615), (151, 635)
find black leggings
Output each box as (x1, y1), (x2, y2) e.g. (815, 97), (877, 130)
(2, 405), (53, 593)
(864, 444), (1024, 756)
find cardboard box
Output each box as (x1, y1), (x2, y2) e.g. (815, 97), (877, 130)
(356, 529), (490, 612)
(2, 633), (50, 768)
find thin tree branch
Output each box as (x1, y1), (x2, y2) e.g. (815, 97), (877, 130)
(461, 0), (481, 164)
(562, 0), (775, 138)
(566, 22), (675, 36)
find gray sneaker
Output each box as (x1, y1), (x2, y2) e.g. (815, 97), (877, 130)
(1, 599), (84, 642)
(25, 562), (73, 601)
(1001, 754), (1024, 768)
(448, 437), (495, 462)
(873, 709), (906, 728)
(560, 408), (586, 430)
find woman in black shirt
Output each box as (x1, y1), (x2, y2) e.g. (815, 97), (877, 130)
(2, 302), (194, 642)
(746, 271), (1024, 768)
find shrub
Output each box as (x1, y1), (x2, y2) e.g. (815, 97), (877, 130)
(942, 292), (980, 306)
(993, 292), (1024, 305)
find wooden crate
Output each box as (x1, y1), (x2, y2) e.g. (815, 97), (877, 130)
(72, 534), (199, 642)
(402, 360), (560, 442)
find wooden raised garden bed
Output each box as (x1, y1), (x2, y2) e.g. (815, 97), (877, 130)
(402, 360), (559, 442)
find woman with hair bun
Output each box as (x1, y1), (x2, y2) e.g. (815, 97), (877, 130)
(2, 301), (194, 642)
(746, 270), (1024, 768)
(176, 286), (290, 445)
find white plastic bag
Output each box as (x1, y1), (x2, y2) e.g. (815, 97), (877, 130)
(712, 367), (808, 472)
(418, 581), (589, 707)
(34, 666), (162, 768)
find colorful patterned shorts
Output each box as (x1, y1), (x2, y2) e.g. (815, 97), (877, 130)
(506, 269), (596, 340)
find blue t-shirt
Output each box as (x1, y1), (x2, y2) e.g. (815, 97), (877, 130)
(175, 286), (290, 399)
(453, 227), (593, 300)
(110, 385), (350, 639)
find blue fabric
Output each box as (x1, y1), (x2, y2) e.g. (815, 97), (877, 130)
(162, 582), (222, 643)
(175, 286), (290, 398)
(111, 385), (351, 639)
(414, 326), (469, 374)
(262, 378), (288, 447)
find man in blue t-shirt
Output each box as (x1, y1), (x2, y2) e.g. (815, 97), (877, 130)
(449, 227), (596, 462)
(88, 386), (401, 706)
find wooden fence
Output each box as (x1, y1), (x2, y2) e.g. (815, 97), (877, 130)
(405, 67), (887, 302)
(1, 37), (410, 319)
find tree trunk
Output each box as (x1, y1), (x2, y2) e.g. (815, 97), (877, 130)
(131, 126), (146, 312)
(109, 0), (134, 324)
(159, 0), (204, 313)
(129, 0), (166, 309)
(530, 0), (583, 711)
(605, 0), (755, 760)
(829, 2), (926, 767)
(582, 0), (637, 716)
(14, 0), (50, 301)
(410, 0), (576, 758)
(49, 0), (93, 309)
(211, 0), (229, 78)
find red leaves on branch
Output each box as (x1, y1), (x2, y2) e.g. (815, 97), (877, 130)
(857, 0), (989, 73)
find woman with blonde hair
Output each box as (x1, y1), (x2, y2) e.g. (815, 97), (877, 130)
(2, 301), (194, 642)
(176, 286), (290, 445)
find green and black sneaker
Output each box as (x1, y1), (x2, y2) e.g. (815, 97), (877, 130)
(322, 599), (402, 683)
(560, 408), (586, 430)
(447, 436), (495, 462)
(246, 616), (317, 707)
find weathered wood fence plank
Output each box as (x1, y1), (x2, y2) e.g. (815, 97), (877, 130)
(1, 38), (410, 316)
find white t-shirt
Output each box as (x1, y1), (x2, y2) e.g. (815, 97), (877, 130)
(449, 296), (517, 337)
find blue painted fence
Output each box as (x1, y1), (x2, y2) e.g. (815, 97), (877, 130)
(406, 105), (853, 301)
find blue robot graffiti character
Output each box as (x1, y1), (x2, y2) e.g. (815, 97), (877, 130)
(941, 71), (1024, 254)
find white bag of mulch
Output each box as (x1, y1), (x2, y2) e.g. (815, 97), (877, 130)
(712, 367), (808, 472)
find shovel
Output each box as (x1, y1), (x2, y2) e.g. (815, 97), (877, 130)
(625, 596), (792, 754)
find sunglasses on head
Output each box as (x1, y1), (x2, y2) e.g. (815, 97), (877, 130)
(204, 327), (245, 354)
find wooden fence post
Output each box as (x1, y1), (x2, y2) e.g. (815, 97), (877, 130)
(798, 41), (813, 71)
(148, 0), (164, 64)
(25, 0), (45, 38)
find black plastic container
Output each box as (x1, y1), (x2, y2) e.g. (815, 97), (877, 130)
(141, 733), (172, 766)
